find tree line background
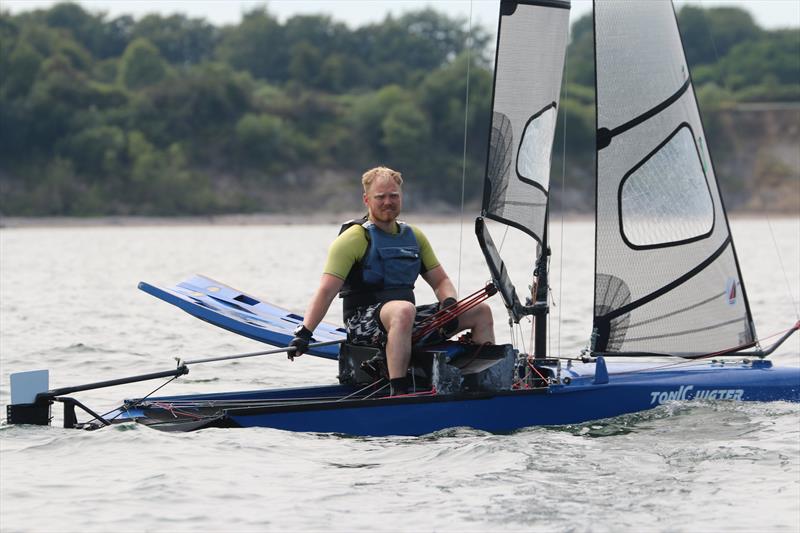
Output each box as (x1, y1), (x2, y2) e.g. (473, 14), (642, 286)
(0, 2), (798, 216)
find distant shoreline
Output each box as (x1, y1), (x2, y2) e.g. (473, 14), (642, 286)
(1, 211), (796, 229)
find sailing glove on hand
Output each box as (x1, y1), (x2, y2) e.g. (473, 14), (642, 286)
(289, 325), (313, 360)
(439, 297), (459, 336)
(440, 297), (457, 310)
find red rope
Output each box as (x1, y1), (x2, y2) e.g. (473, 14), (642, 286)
(527, 357), (550, 383)
(412, 283), (496, 343)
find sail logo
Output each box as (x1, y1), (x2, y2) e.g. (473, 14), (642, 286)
(649, 385), (744, 405)
(725, 278), (738, 305)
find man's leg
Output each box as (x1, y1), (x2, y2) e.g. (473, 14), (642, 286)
(379, 300), (417, 379)
(455, 302), (495, 344)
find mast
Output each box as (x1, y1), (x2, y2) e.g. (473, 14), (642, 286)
(533, 230), (549, 358)
(532, 207), (550, 359)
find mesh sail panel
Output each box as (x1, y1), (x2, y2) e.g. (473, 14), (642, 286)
(620, 126), (714, 247)
(593, 0), (755, 356)
(482, 0), (570, 245)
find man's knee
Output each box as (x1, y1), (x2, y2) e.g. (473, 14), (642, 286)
(467, 302), (494, 344)
(381, 301), (416, 332)
(477, 302), (493, 326)
(463, 302), (492, 328)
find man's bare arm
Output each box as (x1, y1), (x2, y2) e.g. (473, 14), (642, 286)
(302, 273), (345, 332)
(421, 265), (457, 303)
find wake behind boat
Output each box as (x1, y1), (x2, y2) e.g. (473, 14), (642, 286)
(7, 0), (800, 435)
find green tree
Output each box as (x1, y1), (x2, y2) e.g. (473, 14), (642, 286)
(381, 101), (432, 165)
(126, 131), (199, 213)
(350, 85), (411, 160)
(132, 62), (251, 145)
(717, 30), (800, 91)
(566, 13), (594, 87)
(288, 41), (323, 87)
(677, 6), (718, 67)
(127, 130), (160, 186)
(44, 3), (99, 54)
(678, 6), (763, 67)
(352, 9), (489, 88)
(215, 7), (287, 82)
(26, 54), (90, 151)
(117, 37), (167, 90)
(1, 41), (43, 98)
(551, 97), (595, 188)
(419, 53), (491, 154)
(235, 112), (284, 167)
(60, 124), (126, 177)
(96, 15), (135, 59)
(132, 14), (217, 65)
(317, 53), (365, 93)
(283, 14), (351, 53)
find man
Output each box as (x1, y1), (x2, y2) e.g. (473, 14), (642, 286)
(289, 166), (494, 396)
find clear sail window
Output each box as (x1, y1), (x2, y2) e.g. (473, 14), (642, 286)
(517, 104), (556, 191)
(620, 126), (714, 248)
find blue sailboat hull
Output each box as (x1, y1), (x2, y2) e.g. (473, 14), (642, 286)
(115, 360), (800, 436)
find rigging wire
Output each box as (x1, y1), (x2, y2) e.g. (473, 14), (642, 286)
(127, 374), (184, 409)
(498, 225), (510, 253)
(765, 216), (800, 319)
(456, 0), (474, 296)
(701, 10), (800, 323)
(517, 320), (529, 357)
(363, 381), (390, 400)
(556, 21), (571, 360)
(338, 378), (386, 401)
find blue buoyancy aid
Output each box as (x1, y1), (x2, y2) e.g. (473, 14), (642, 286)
(339, 220), (422, 319)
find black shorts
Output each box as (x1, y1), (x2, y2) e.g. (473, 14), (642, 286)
(345, 302), (444, 346)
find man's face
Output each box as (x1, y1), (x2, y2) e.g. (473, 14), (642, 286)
(364, 176), (402, 224)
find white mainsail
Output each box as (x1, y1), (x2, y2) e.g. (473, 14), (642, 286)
(592, 0), (756, 356)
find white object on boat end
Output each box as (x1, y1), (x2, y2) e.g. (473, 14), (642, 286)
(10, 370), (49, 404)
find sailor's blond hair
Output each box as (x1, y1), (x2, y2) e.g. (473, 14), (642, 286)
(362, 166), (403, 193)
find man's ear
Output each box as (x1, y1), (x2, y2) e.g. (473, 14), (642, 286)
(363, 192), (368, 206)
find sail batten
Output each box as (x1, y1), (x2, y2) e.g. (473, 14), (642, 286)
(626, 291), (726, 328)
(597, 78), (691, 149)
(596, 237), (732, 323)
(624, 317), (750, 344)
(592, 0), (756, 357)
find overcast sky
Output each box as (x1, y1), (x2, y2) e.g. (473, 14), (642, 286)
(3, 0), (799, 31)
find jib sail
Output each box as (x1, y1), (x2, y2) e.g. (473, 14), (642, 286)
(592, 0), (756, 357)
(478, 0), (570, 323)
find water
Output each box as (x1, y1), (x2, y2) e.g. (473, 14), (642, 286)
(1, 218), (799, 532)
